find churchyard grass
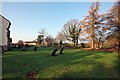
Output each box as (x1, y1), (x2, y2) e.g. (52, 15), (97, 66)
(2, 46), (119, 78)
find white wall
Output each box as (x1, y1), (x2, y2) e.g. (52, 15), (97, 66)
(0, 16), (9, 46)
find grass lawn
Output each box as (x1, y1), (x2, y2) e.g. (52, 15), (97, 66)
(2, 46), (119, 78)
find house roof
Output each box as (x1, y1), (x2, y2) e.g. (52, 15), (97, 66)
(0, 15), (11, 29)
(0, 15), (11, 24)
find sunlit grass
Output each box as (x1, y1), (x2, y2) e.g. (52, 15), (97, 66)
(2, 47), (119, 78)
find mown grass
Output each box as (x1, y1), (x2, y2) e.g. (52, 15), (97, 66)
(2, 46), (119, 79)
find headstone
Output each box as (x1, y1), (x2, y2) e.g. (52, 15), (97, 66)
(25, 44), (29, 49)
(59, 47), (64, 54)
(81, 43), (85, 48)
(34, 47), (38, 51)
(51, 48), (57, 56)
(21, 46), (26, 51)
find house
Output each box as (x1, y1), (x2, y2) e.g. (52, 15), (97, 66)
(0, 15), (12, 52)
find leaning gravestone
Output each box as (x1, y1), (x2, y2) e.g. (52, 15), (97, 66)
(59, 47), (64, 54)
(51, 48), (57, 56)
(81, 43), (85, 48)
(33, 47), (38, 51)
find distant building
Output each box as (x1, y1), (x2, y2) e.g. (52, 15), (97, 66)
(24, 41), (37, 46)
(0, 15), (12, 51)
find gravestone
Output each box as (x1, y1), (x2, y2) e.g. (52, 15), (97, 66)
(34, 47), (38, 51)
(25, 44), (29, 49)
(51, 48), (57, 56)
(59, 47), (64, 54)
(18, 45), (21, 49)
(81, 43), (85, 48)
(21, 46), (26, 51)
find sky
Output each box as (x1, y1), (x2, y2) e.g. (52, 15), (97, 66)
(1, 2), (114, 43)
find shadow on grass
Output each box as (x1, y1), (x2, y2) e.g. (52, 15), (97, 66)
(54, 55), (119, 78)
(2, 48), (119, 78)
(10, 46), (55, 52)
(58, 62), (118, 78)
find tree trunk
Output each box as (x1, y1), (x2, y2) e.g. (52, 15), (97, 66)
(118, 2), (120, 58)
(97, 42), (100, 48)
(76, 37), (78, 47)
(74, 41), (75, 47)
(101, 42), (104, 48)
(118, 37), (120, 58)
(118, 43), (120, 58)
(91, 16), (95, 49)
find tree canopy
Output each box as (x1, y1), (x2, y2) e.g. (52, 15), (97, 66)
(62, 19), (81, 47)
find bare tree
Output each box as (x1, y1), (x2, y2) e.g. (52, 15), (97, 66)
(45, 35), (54, 47)
(81, 2), (100, 49)
(103, 1), (120, 56)
(55, 32), (66, 48)
(55, 32), (66, 43)
(17, 40), (24, 48)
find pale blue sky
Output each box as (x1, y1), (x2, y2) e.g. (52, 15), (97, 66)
(1, 2), (113, 43)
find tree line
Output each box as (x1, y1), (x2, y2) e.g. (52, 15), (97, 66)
(61, 1), (119, 50)
(36, 1), (120, 56)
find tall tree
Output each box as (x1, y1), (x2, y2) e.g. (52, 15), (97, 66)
(94, 24), (111, 48)
(63, 19), (81, 47)
(81, 2), (100, 49)
(103, 1), (120, 56)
